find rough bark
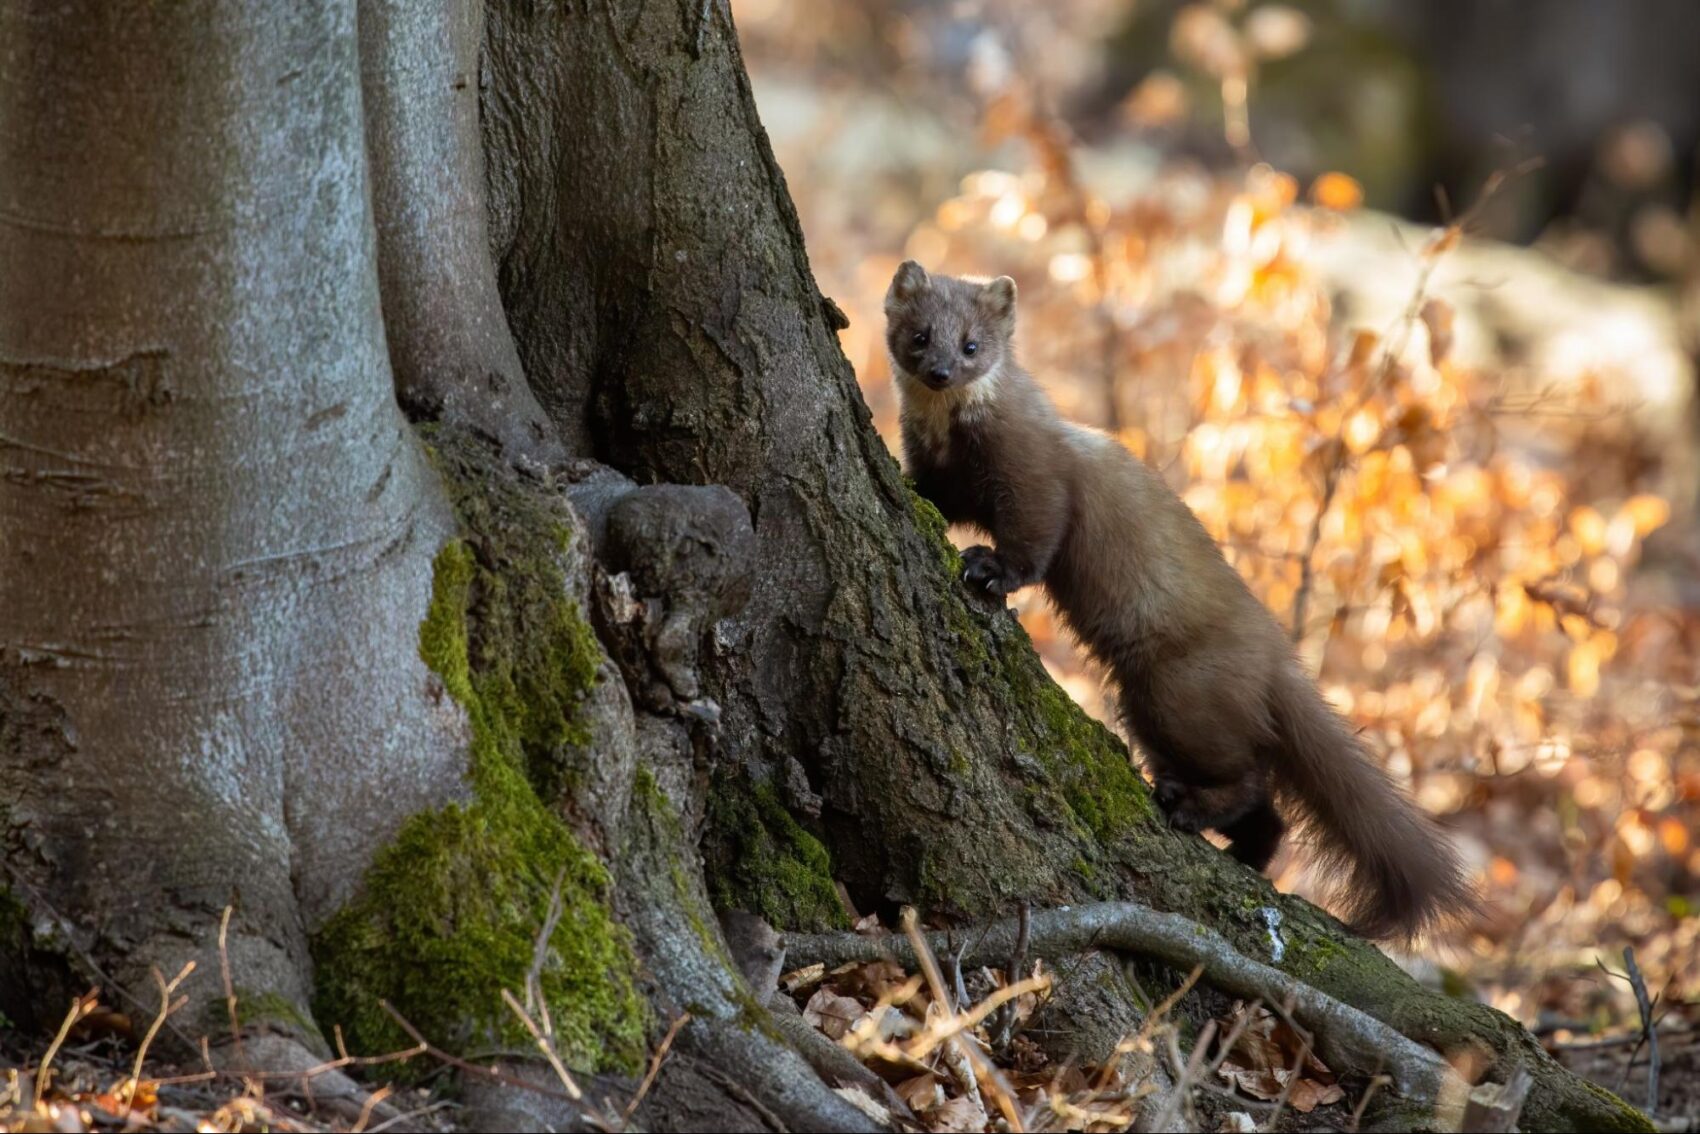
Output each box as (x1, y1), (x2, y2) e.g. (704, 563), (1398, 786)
(0, 0), (462, 1039)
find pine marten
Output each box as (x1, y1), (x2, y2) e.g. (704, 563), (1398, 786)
(884, 260), (1473, 939)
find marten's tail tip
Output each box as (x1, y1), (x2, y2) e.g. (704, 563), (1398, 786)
(1331, 830), (1479, 941)
(1273, 668), (1478, 941)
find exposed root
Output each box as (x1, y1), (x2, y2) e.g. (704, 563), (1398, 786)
(788, 901), (1463, 1106)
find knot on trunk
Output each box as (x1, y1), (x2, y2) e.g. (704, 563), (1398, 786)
(572, 472), (755, 718)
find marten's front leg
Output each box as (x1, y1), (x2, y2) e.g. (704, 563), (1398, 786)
(962, 473), (1069, 597)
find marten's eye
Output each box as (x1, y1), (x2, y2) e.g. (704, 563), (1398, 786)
(911, 329), (930, 347)
(963, 340), (979, 356)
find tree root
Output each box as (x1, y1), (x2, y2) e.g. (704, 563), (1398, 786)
(788, 901), (1463, 1107)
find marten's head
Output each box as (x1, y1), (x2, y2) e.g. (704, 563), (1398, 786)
(884, 261), (1016, 394)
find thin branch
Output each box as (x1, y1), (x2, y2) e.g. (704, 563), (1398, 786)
(1620, 947), (1660, 1115)
(32, 990), (99, 1108)
(378, 1001), (584, 1103)
(122, 961), (196, 1114)
(217, 906), (245, 1066)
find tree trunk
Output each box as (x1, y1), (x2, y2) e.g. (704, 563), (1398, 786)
(0, 1), (462, 1039)
(0, 1), (1658, 1131)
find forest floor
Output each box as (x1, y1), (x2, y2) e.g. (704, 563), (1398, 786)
(3, 933), (1695, 1132)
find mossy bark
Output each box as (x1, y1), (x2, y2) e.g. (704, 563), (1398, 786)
(310, 439), (646, 1073)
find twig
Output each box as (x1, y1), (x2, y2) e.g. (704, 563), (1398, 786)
(501, 988), (582, 1101)
(378, 1001), (584, 1103)
(1621, 947), (1660, 1115)
(1260, 1033), (1311, 1133)
(699, 1061), (789, 1133)
(1, 862), (197, 1054)
(33, 990), (99, 1108)
(525, 871), (569, 1018)
(1348, 1072), (1392, 1133)
(350, 1084), (394, 1133)
(1289, 161), (1534, 647)
(949, 933), (970, 1013)
(123, 961), (196, 1114)
(366, 1100), (457, 1133)
(217, 907), (245, 1067)
(623, 1011), (690, 1126)
(789, 901), (1461, 1104)
(902, 907), (1027, 1131)
(993, 903), (1032, 1051)
(1152, 1017), (1217, 1131)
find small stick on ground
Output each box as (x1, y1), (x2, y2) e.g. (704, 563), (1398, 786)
(33, 990), (99, 1108)
(1348, 1071), (1391, 1133)
(379, 1001), (584, 1103)
(217, 906), (245, 1067)
(993, 903), (1031, 1051)
(123, 961), (196, 1115)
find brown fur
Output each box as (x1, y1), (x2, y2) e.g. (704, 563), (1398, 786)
(885, 260), (1475, 939)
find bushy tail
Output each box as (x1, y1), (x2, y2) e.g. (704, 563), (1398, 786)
(1270, 666), (1476, 940)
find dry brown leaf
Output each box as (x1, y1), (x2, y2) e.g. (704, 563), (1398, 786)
(1287, 1077), (1346, 1113)
(781, 962), (826, 994)
(1217, 1060), (1287, 1101)
(895, 1072), (943, 1112)
(803, 987), (866, 1041)
(924, 1093), (989, 1134)
(1421, 298), (1455, 367)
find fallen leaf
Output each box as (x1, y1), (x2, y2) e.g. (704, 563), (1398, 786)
(803, 987), (866, 1041)
(895, 1072), (942, 1111)
(1287, 1077), (1346, 1113)
(924, 1093), (989, 1134)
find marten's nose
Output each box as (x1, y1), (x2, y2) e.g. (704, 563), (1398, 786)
(928, 366), (952, 384)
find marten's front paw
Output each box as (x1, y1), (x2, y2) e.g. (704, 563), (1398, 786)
(961, 545), (1020, 597)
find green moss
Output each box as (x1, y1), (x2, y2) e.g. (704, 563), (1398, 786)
(1285, 932), (1346, 974)
(311, 540), (645, 1074)
(1576, 1078), (1657, 1133)
(994, 626), (1154, 841)
(905, 478), (1151, 840)
(705, 775), (848, 932)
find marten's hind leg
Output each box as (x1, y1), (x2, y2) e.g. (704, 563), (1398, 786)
(1220, 797), (1285, 870)
(1151, 772), (1261, 836)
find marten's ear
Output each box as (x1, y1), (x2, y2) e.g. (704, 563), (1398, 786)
(887, 260), (929, 308)
(979, 275), (1017, 328)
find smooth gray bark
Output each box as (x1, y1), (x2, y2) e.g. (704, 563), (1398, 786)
(0, 0), (462, 1034)
(358, 0), (563, 467)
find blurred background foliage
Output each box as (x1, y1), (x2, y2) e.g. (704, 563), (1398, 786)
(734, 0), (1699, 1097)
